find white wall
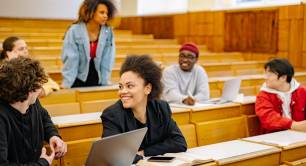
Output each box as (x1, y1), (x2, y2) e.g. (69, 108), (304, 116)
(0, 0), (121, 20)
(0, 0), (83, 19)
(0, 0), (304, 19)
(213, 0), (301, 10)
(120, 0), (137, 16)
(137, 0), (188, 16)
(188, 0), (215, 11)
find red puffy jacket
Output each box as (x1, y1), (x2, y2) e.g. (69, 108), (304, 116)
(255, 85), (306, 133)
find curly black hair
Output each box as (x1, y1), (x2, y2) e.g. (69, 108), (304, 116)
(120, 55), (163, 100)
(0, 57), (48, 103)
(77, 0), (117, 23)
(264, 58), (294, 83)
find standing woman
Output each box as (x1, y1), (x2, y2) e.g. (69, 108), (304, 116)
(62, 0), (116, 88)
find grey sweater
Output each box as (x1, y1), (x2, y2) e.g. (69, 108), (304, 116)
(161, 64), (210, 104)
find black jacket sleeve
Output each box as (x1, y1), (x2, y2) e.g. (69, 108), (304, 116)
(100, 108), (122, 138)
(36, 100), (60, 142)
(143, 102), (187, 156)
(0, 117), (49, 166)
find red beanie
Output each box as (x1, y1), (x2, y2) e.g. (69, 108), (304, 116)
(179, 42), (199, 57)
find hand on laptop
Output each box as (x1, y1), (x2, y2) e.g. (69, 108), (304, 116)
(183, 97), (195, 105)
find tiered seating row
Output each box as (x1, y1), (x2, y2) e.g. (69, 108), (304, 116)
(41, 72), (306, 117)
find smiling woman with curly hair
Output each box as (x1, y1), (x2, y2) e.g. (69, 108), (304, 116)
(101, 55), (187, 164)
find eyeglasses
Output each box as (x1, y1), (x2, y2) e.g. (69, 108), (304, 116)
(179, 53), (197, 60)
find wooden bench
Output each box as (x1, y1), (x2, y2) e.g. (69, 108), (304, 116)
(44, 102), (81, 116)
(195, 116), (249, 146)
(80, 99), (117, 113)
(40, 89), (77, 105)
(178, 124), (198, 148)
(60, 137), (100, 166)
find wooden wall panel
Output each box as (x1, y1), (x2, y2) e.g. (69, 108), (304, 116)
(224, 10), (277, 53)
(278, 5), (305, 67)
(118, 17), (143, 34)
(288, 19), (304, 66)
(173, 14), (189, 36)
(278, 5), (303, 20)
(118, 4), (306, 67)
(213, 12), (224, 36)
(288, 5), (304, 19)
(303, 5), (306, 52)
(279, 6), (289, 20)
(189, 12), (213, 36)
(303, 53), (306, 67)
(252, 10), (278, 53)
(278, 20), (289, 51)
(303, 5), (306, 68)
(142, 16), (174, 39)
(212, 36), (224, 52)
(224, 12), (254, 52)
(277, 51), (289, 59)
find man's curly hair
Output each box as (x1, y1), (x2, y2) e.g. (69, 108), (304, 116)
(0, 57), (48, 103)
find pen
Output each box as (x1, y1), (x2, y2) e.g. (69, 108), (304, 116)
(188, 91), (194, 99)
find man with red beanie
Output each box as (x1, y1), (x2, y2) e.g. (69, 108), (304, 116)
(161, 42), (210, 105)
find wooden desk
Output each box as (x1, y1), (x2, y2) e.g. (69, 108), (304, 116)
(243, 130), (306, 165)
(52, 107), (190, 141)
(52, 112), (102, 141)
(75, 85), (119, 102)
(60, 137), (100, 166)
(40, 89), (77, 105)
(190, 102), (241, 123)
(171, 107), (191, 125)
(235, 96), (260, 136)
(137, 158), (217, 166)
(80, 99), (117, 113)
(45, 102), (81, 116)
(237, 96), (256, 115)
(188, 140), (280, 166)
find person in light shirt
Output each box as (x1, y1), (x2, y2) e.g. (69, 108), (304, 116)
(162, 42), (209, 105)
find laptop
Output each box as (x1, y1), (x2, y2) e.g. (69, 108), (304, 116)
(208, 78), (241, 104)
(85, 127), (148, 166)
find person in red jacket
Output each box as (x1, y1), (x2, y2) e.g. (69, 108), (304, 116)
(255, 58), (306, 133)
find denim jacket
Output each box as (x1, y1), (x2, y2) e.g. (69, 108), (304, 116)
(61, 22), (115, 88)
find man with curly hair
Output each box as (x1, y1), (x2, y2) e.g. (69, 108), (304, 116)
(0, 57), (67, 165)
